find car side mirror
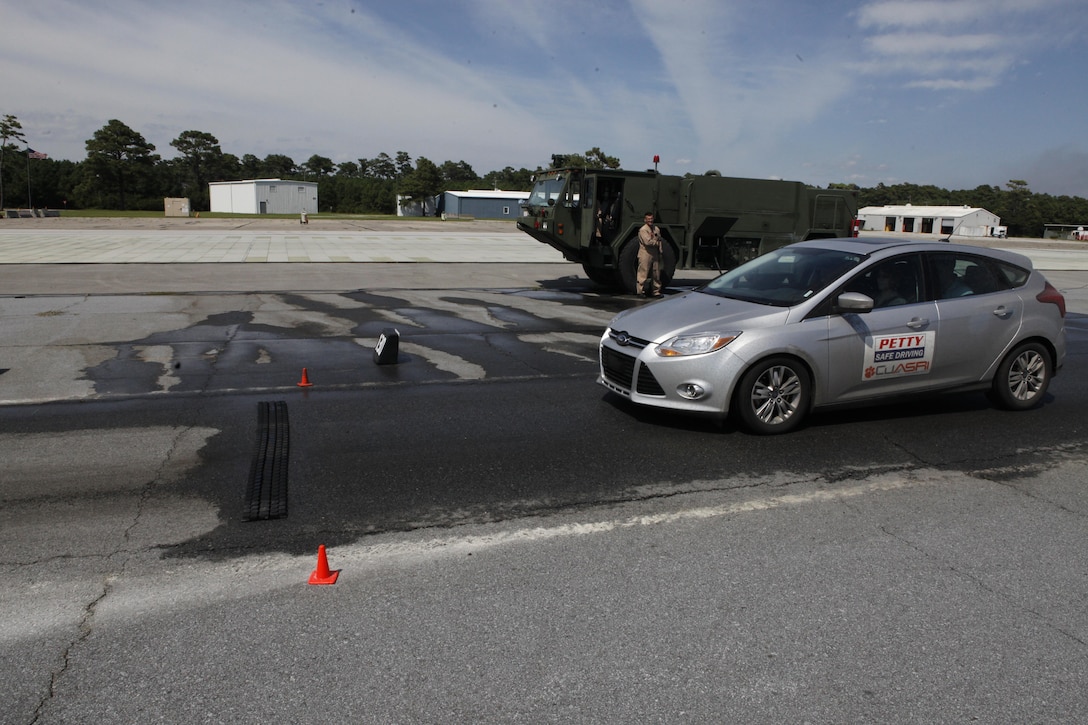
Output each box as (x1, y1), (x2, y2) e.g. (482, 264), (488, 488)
(836, 292), (874, 313)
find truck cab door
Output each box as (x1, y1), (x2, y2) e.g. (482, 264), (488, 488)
(592, 177), (626, 248)
(581, 175), (597, 248)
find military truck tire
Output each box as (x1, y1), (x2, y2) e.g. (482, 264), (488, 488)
(661, 244), (676, 288)
(582, 264), (622, 289)
(618, 240), (677, 294)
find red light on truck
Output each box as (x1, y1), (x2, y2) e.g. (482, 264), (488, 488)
(557, 223), (564, 235)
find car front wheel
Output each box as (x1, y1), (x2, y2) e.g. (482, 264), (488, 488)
(734, 356), (811, 435)
(990, 341), (1052, 411)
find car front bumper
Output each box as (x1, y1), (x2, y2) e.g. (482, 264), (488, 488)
(598, 333), (745, 415)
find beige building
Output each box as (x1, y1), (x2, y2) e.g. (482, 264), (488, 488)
(858, 204), (1002, 238)
(163, 197), (190, 217)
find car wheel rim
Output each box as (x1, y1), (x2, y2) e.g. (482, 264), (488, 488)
(1007, 350), (1046, 401)
(751, 365), (802, 425)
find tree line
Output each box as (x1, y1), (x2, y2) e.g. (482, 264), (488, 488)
(1, 114), (1085, 237)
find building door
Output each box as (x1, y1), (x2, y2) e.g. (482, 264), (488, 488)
(259, 201), (267, 214)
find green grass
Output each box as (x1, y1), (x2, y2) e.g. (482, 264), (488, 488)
(59, 209), (163, 218)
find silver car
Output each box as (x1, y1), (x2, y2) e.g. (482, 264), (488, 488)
(599, 237), (1067, 434)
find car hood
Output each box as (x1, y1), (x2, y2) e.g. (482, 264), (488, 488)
(607, 291), (791, 342)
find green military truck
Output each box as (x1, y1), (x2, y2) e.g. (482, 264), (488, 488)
(516, 167), (859, 292)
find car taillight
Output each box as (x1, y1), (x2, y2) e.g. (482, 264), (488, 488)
(1037, 281), (1066, 317)
(557, 222), (564, 235)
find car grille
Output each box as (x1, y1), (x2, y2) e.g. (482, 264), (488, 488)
(601, 345), (667, 397)
(636, 365), (666, 396)
(607, 329), (651, 349)
(601, 346), (636, 389)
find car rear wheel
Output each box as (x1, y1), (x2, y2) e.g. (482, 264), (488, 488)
(734, 356), (811, 435)
(990, 341), (1051, 411)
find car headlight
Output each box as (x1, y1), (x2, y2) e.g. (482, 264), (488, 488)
(655, 332), (739, 357)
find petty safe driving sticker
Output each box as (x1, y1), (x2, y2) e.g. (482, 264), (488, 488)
(863, 331), (936, 380)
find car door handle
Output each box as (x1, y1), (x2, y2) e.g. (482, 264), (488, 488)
(906, 317), (930, 329)
(992, 306), (1013, 319)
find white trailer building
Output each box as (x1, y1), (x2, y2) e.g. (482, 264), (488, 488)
(857, 204), (1002, 238)
(209, 179), (318, 215)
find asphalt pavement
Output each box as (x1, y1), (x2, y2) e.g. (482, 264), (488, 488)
(2, 220), (1087, 724)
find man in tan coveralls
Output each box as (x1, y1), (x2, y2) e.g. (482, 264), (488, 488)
(637, 211), (663, 297)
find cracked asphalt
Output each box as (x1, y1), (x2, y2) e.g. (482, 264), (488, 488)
(1, 226), (1087, 723)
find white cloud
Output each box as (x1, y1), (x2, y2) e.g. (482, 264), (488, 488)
(867, 32), (1004, 56)
(857, 0), (986, 28)
(3, 0), (565, 168)
(3, 0), (1087, 196)
(628, 0), (856, 175)
(851, 0), (1085, 95)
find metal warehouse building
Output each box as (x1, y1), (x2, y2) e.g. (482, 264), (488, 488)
(437, 190), (529, 220)
(209, 179), (318, 215)
(858, 204), (1002, 238)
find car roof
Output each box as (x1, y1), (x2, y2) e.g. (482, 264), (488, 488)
(788, 236), (1034, 268)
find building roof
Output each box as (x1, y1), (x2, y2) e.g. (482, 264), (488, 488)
(858, 204), (989, 218)
(209, 179), (318, 186)
(444, 189), (528, 199)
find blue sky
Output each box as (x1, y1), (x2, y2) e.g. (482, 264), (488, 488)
(5, 0), (1088, 196)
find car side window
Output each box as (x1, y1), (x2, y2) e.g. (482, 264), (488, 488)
(927, 253), (1010, 300)
(962, 262), (1000, 295)
(842, 254), (923, 307)
(994, 260), (1029, 288)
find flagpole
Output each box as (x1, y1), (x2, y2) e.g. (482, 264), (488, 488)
(26, 150), (33, 210)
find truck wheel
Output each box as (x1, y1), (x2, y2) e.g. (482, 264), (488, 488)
(617, 241), (677, 294)
(660, 244), (676, 288)
(582, 264), (621, 289)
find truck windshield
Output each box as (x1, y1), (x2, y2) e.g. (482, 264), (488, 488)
(526, 176), (567, 207)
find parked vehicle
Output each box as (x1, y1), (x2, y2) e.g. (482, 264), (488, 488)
(517, 168), (858, 292)
(598, 237), (1067, 434)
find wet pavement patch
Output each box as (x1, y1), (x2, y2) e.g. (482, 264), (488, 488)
(244, 400), (290, 521)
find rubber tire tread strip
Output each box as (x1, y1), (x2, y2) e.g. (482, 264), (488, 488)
(244, 400), (289, 521)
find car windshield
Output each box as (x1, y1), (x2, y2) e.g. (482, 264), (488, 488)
(701, 246), (865, 306)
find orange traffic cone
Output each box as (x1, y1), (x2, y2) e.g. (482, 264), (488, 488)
(308, 544), (339, 585)
(296, 367), (313, 387)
